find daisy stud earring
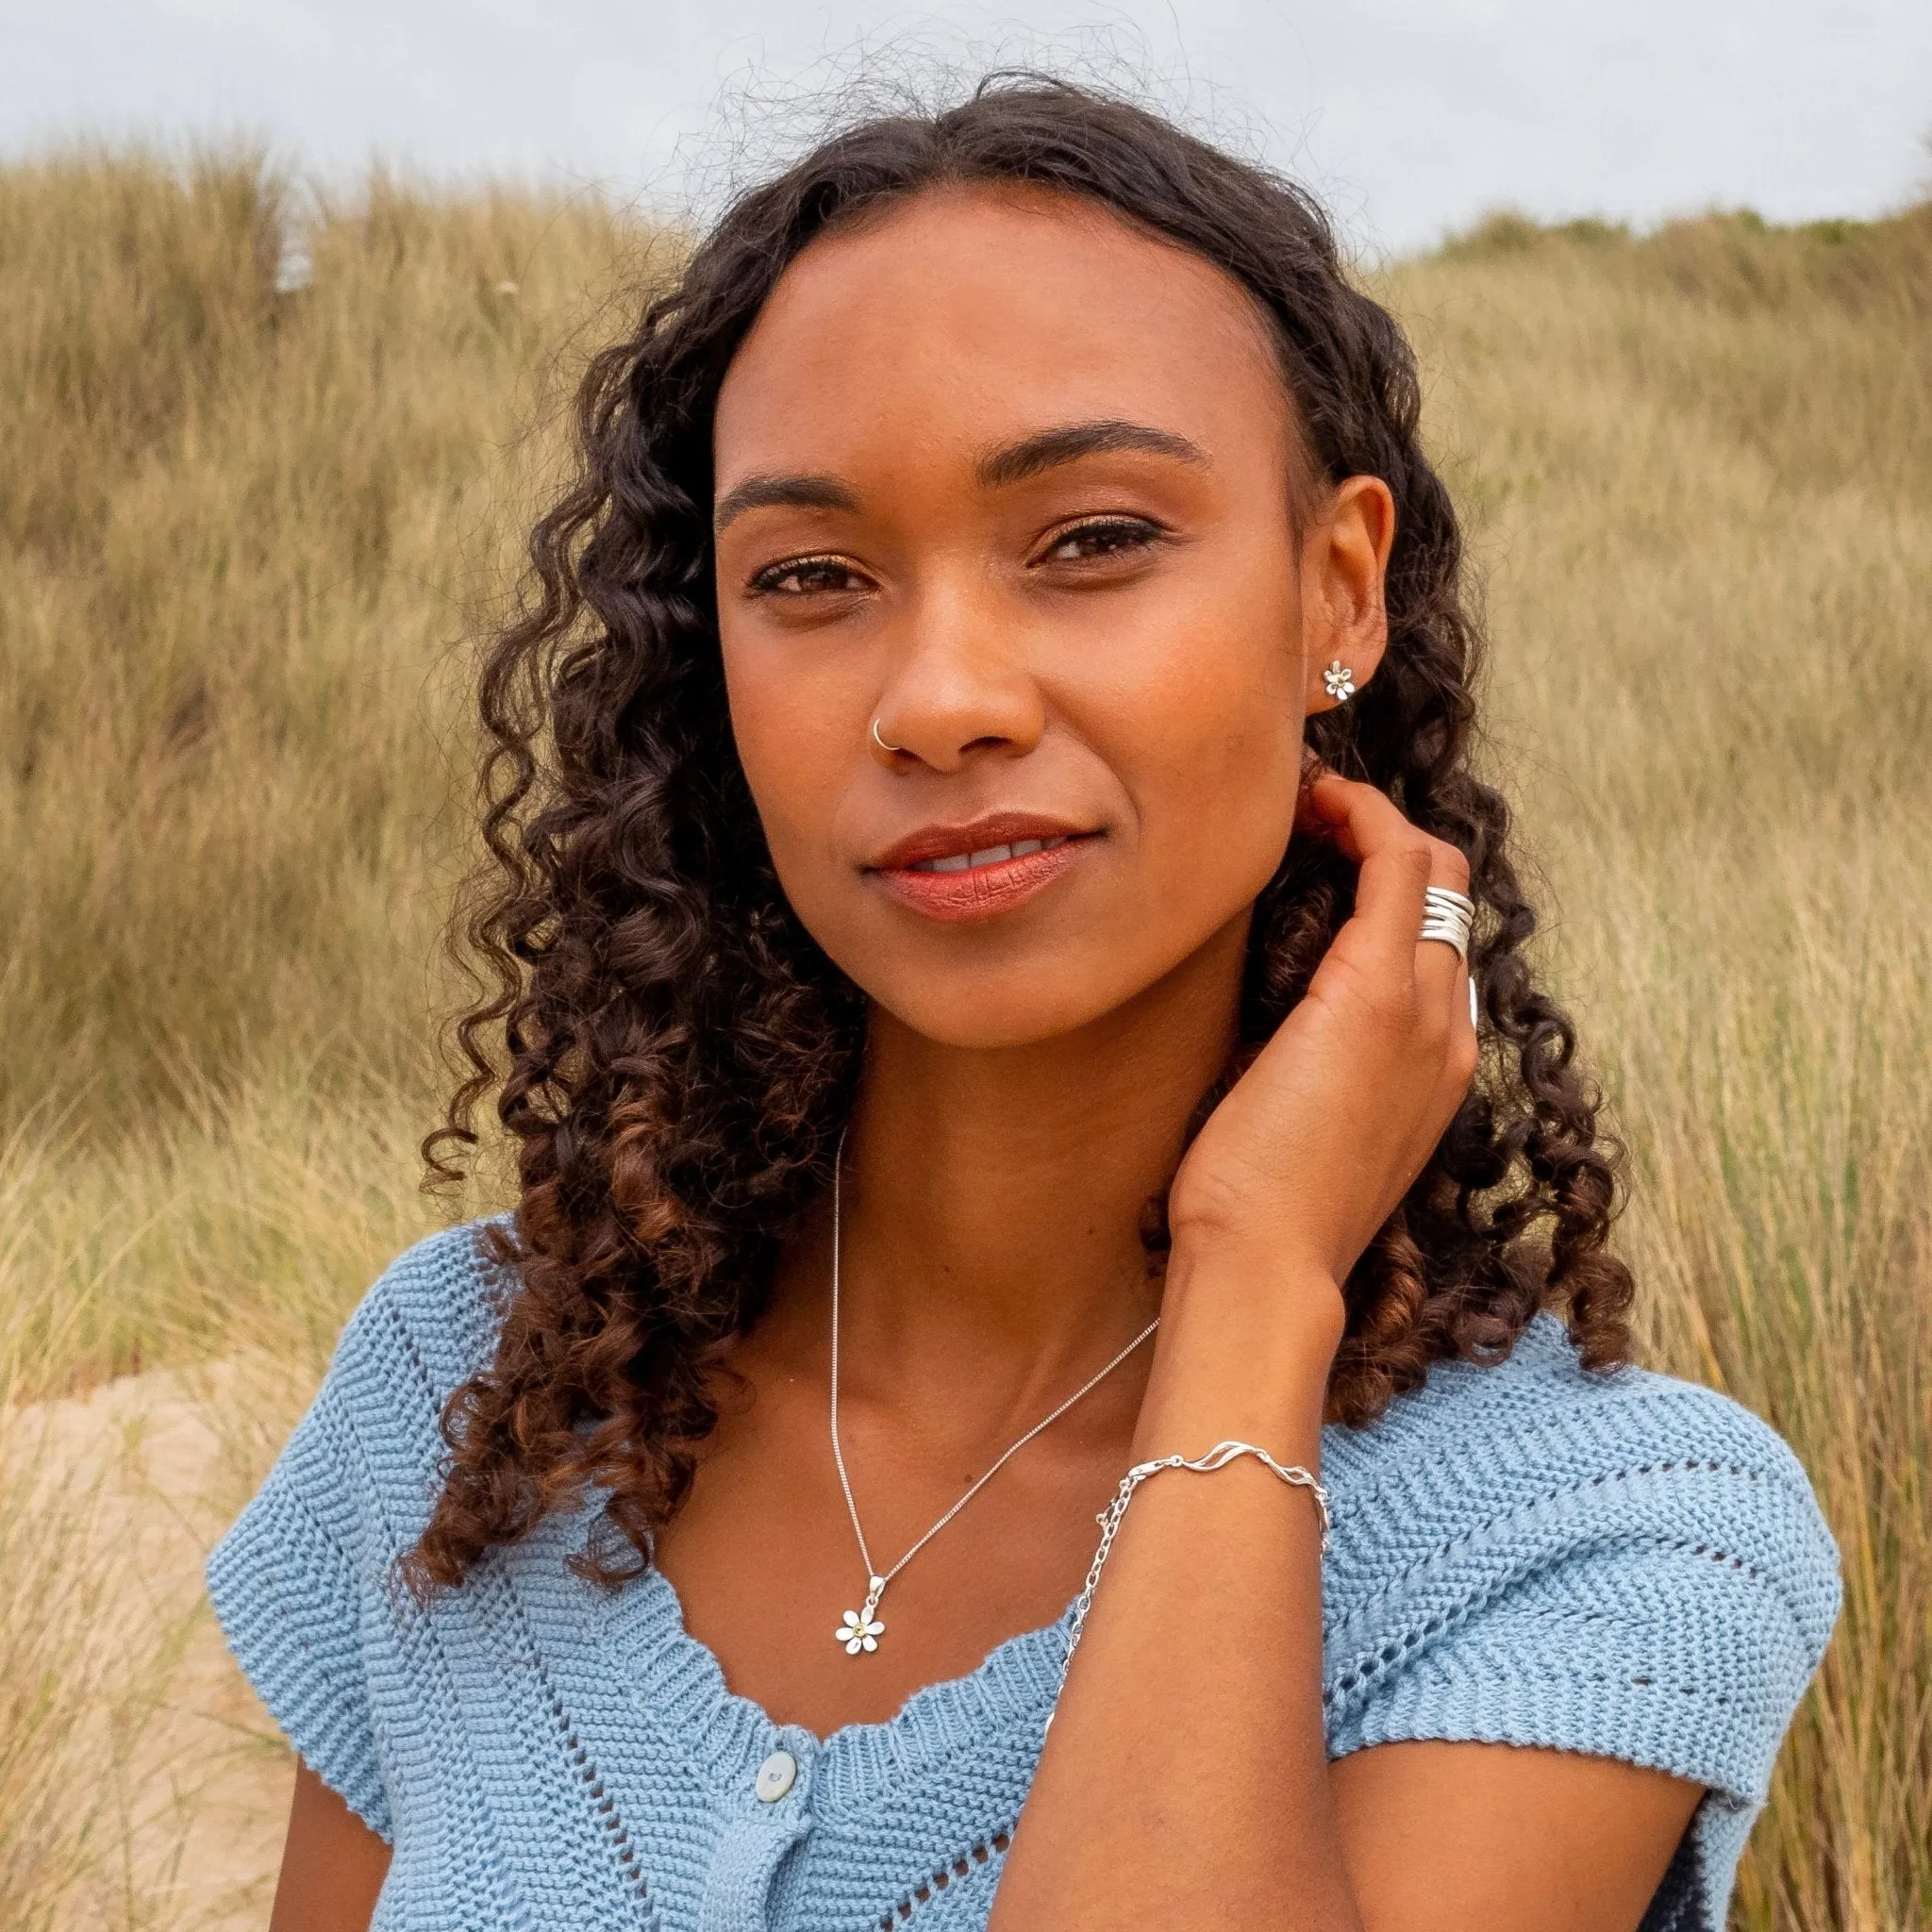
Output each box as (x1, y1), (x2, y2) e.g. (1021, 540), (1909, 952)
(1323, 659), (1357, 702)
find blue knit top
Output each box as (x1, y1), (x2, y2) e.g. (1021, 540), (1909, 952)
(207, 1219), (1839, 1932)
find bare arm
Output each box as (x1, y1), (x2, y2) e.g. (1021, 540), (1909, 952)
(989, 774), (1701, 1932)
(1333, 1741), (1700, 1929)
(269, 1761), (391, 1932)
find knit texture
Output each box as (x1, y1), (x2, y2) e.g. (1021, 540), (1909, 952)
(207, 1220), (1839, 1931)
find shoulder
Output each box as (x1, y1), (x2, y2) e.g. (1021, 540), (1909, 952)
(1325, 1314), (1834, 1586)
(328, 1212), (518, 1420)
(202, 1215), (518, 1840)
(1320, 1315), (1840, 1800)
(226, 1214), (518, 1556)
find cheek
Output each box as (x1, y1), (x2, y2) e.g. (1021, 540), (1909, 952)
(1085, 564), (1307, 898)
(718, 639), (851, 907)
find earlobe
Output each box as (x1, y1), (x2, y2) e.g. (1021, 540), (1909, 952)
(1307, 628), (1385, 711)
(1307, 635), (1383, 711)
(1304, 474), (1394, 710)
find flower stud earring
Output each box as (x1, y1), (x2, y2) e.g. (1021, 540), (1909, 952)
(1323, 659), (1357, 702)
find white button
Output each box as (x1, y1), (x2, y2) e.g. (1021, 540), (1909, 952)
(754, 1750), (797, 1803)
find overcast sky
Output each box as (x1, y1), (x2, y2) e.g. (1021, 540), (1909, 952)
(5, 0), (1927, 253)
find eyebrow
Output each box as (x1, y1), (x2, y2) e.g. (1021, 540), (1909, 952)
(713, 473), (860, 532)
(711, 418), (1208, 533)
(976, 418), (1209, 489)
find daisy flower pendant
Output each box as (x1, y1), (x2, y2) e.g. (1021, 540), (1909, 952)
(835, 1608), (886, 1655)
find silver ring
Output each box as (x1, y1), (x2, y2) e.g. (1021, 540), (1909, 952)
(1419, 885), (1474, 961)
(871, 718), (903, 756)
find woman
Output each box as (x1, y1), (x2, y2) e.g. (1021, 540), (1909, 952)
(208, 78), (1839, 1932)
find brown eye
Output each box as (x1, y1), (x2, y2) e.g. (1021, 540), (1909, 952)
(1039, 517), (1164, 565)
(748, 555), (869, 596)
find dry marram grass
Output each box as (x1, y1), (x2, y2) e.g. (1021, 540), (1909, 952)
(1, 153), (1925, 1928)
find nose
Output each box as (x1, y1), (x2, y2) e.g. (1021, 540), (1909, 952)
(867, 578), (1046, 774)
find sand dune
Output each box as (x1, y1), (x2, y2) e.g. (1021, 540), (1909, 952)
(6, 1360), (295, 1927)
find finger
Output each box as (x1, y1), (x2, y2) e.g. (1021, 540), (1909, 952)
(1412, 851), (1477, 1076)
(1303, 773), (1477, 1061)
(1413, 871), (1474, 1027)
(1428, 965), (1482, 1159)
(1298, 774), (1449, 984)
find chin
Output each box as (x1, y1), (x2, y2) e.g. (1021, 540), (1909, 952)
(798, 892), (1255, 1055)
(871, 980), (1127, 1052)
(850, 931), (1215, 1052)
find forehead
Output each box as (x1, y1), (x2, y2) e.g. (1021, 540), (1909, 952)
(711, 183), (1294, 476)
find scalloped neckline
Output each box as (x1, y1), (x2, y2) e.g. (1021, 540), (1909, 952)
(613, 1555), (1074, 1816)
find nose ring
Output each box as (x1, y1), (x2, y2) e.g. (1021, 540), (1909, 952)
(870, 718), (904, 756)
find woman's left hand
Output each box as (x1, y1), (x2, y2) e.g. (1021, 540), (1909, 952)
(1167, 769), (1479, 1308)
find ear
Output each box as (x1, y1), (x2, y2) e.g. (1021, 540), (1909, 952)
(1301, 475), (1396, 713)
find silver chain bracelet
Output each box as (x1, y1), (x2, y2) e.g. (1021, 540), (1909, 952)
(1053, 1441), (1331, 1703)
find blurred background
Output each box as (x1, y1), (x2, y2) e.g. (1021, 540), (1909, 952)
(1, 5), (1926, 1927)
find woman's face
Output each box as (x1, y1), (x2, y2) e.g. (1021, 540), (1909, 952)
(712, 184), (1390, 1049)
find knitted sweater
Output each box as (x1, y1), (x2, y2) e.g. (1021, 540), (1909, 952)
(207, 1219), (1839, 1932)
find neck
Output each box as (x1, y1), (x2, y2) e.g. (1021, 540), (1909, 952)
(831, 913), (1247, 1390)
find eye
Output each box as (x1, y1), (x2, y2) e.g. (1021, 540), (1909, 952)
(747, 554), (871, 597)
(1036, 516), (1166, 566)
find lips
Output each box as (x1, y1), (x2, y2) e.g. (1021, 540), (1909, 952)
(865, 813), (1096, 923)
(907, 833), (1069, 873)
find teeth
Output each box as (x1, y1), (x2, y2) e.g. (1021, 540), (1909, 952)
(909, 835), (1072, 873)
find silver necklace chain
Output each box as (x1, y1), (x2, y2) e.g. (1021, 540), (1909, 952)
(826, 1140), (1160, 1657)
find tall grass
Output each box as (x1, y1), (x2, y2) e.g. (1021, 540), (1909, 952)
(0, 149), (651, 1148)
(1392, 203), (1932, 1926)
(0, 150), (636, 1924)
(1, 152), (1925, 1927)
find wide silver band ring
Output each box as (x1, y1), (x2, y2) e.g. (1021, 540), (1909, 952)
(1419, 918), (1470, 959)
(1418, 884), (1474, 962)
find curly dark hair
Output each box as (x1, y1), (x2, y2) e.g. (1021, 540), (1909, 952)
(411, 75), (1634, 1592)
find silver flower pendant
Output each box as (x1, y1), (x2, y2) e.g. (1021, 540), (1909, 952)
(834, 1580), (887, 1656)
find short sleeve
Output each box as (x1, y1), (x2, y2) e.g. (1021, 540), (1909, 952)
(1325, 1444), (1840, 1929)
(202, 1219), (506, 1841)
(206, 1341), (394, 1836)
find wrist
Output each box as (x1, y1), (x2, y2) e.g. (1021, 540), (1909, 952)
(1134, 1241), (1343, 1466)
(1164, 1230), (1346, 1350)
